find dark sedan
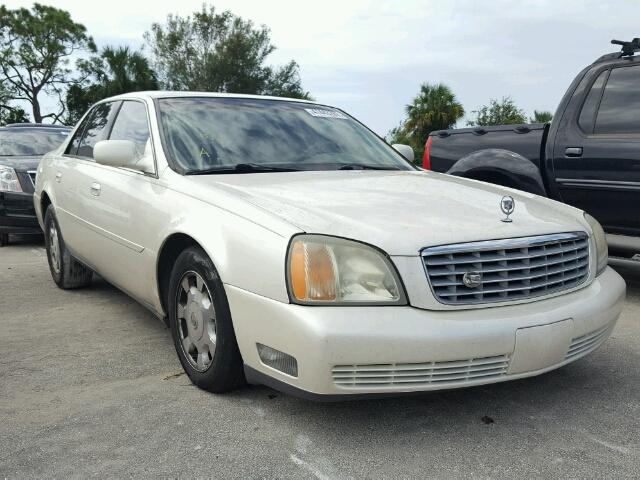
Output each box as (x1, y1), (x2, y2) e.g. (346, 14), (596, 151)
(0, 123), (71, 246)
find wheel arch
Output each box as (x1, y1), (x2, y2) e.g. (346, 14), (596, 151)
(448, 148), (547, 196)
(156, 232), (204, 321)
(40, 190), (52, 213)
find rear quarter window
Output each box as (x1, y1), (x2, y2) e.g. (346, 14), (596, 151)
(594, 65), (640, 134)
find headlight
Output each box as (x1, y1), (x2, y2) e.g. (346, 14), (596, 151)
(287, 234), (406, 305)
(584, 213), (608, 276)
(0, 166), (22, 192)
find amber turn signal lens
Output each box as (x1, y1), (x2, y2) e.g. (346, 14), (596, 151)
(289, 240), (337, 301)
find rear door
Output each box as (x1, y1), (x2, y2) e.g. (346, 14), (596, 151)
(552, 62), (640, 236)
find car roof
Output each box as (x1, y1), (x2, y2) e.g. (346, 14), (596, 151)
(0, 123), (72, 130)
(102, 91), (319, 105)
(0, 123), (71, 131)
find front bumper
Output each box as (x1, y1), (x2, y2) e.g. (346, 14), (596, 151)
(227, 266), (625, 400)
(0, 191), (40, 234)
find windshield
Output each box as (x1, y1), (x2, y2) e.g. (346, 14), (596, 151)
(157, 97), (415, 173)
(0, 129), (70, 156)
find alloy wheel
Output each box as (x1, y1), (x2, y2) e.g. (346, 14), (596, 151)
(176, 271), (217, 372)
(48, 223), (61, 274)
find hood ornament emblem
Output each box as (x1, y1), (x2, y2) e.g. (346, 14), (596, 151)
(462, 271), (482, 289)
(500, 195), (515, 223)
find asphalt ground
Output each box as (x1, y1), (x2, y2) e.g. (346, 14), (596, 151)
(1, 236), (639, 478)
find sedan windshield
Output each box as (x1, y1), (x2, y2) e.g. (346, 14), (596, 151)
(0, 129), (70, 156)
(157, 97), (415, 173)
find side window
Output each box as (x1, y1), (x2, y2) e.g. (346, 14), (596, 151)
(578, 70), (608, 134)
(77, 102), (118, 159)
(65, 113), (94, 155)
(109, 101), (151, 158)
(595, 65), (640, 134)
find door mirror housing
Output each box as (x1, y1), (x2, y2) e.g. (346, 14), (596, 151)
(94, 140), (144, 171)
(392, 144), (414, 163)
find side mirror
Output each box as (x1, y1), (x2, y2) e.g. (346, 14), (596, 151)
(94, 140), (141, 170)
(392, 144), (414, 163)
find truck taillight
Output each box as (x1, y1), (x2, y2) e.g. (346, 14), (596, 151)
(423, 136), (432, 170)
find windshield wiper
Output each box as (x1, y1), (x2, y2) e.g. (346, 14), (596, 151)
(185, 163), (300, 175)
(338, 164), (400, 171)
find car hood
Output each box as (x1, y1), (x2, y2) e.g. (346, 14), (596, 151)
(189, 170), (588, 256)
(0, 155), (41, 171)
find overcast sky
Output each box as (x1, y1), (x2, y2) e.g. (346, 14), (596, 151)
(5, 0), (640, 134)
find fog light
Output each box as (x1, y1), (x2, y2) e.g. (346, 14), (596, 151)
(256, 344), (298, 377)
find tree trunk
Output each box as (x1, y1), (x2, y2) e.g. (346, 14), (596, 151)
(32, 98), (42, 123)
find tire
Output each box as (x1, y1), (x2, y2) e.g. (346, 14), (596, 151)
(44, 205), (93, 289)
(0, 233), (8, 247)
(168, 246), (245, 392)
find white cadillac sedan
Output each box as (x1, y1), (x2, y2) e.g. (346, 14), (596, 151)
(34, 92), (625, 400)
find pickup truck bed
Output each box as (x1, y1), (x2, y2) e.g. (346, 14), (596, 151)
(430, 123), (546, 173)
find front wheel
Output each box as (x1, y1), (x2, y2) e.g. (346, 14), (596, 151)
(168, 246), (245, 392)
(44, 205), (93, 289)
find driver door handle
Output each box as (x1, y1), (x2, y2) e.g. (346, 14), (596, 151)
(90, 182), (101, 196)
(565, 147), (583, 157)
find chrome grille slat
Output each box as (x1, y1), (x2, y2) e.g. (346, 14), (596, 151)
(427, 254), (588, 276)
(431, 259), (589, 287)
(422, 232), (590, 305)
(424, 240), (589, 265)
(332, 355), (510, 387)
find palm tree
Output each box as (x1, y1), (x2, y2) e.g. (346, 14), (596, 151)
(65, 46), (159, 124)
(530, 110), (553, 123)
(100, 46), (158, 97)
(389, 83), (464, 162)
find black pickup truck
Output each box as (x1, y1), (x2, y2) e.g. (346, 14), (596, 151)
(425, 39), (640, 264)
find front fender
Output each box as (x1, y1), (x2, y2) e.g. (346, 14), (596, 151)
(448, 149), (547, 196)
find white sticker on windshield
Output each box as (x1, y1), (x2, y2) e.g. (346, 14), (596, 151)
(305, 108), (348, 119)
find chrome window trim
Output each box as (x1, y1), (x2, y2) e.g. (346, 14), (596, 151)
(27, 170), (37, 187)
(421, 232), (590, 306)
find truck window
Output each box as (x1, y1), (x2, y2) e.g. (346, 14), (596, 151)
(578, 70), (608, 134)
(595, 65), (640, 134)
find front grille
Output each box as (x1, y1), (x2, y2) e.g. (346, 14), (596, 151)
(27, 170), (37, 187)
(422, 232), (589, 305)
(566, 325), (611, 361)
(332, 355), (510, 388)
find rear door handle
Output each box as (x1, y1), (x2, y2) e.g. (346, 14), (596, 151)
(90, 182), (101, 196)
(565, 147), (583, 157)
(55, 172), (62, 183)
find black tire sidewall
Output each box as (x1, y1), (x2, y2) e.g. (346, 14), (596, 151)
(168, 246), (244, 392)
(44, 206), (65, 287)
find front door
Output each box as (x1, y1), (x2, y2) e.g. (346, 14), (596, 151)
(76, 100), (162, 305)
(552, 63), (640, 236)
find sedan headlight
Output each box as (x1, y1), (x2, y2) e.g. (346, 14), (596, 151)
(287, 234), (406, 305)
(584, 213), (608, 276)
(0, 166), (22, 192)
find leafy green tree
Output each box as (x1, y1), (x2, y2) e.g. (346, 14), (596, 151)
(468, 96), (526, 126)
(0, 105), (29, 125)
(65, 46), (159, 124)
(144, 4), (311, 99)
(0, 3), (95, 123)
(388, 83), (464, 162)
(0, 81), (29, 125)
(530, 110), (553, 123)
